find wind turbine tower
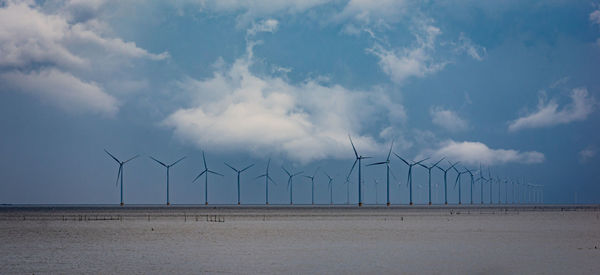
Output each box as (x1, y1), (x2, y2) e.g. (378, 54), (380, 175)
(224, 162), (254, 205)
(303, 168), (319, 205)
(418, 158), (445, 205)
(367, 141), (396, 206)
(436, 161), (459, 205)
(105, 149), (139, 206)
(283, 167), (303, 205)
(395, 153), (429, 205)
(150, 156), (186, 205)
(256, 159), (276, 205)
(347, 136), (370, 206)
(192, 152), (224, 205)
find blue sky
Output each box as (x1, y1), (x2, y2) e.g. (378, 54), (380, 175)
(0, 0), (599, 205)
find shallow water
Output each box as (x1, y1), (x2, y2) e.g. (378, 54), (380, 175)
(1, 206), (599, 274)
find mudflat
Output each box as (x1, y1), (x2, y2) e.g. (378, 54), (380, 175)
(1, 205), (599, 274)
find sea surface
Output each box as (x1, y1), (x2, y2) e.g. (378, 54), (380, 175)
(1, 205), (599, 274)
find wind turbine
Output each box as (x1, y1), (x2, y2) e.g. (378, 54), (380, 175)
(224, 162), (254, 205)
(417, 157), (445, 205)
(347, 136), (370, 206)
(149, 156), (186, 206)
(283, 167), (303, 205)
(475, 164), (487, 204)
(487, 168), (493, 204)
(462, 167), (475, 205)
(452, 166), (468, 205)
(436, 161), (459, 205)
(192, 152), (224, 205)
(394, 153), (429, 205)
(374, 179), (380, 205)
(366, 141), (396, 206)
(324, 172), (334, 205)
(256, 158), (276, 205)
(303, 168), (319, 205)
(105, 149), (139, 206)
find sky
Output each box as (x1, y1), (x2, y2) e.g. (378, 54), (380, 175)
(0, 0), (599, 205)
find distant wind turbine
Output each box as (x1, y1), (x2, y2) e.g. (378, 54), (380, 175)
(324, 172), (335, 205)
(487, 168), (493, 204)
(374, 179), (380, 205)
(105, 149), (139, 206)
(224, 162), (254, 205)
(475, 164), (487, 204)
(192, 152), (224, 205)
(436, 161), (459, 205)
(395, 153), (429, 205)
(347, 136), (370, 206)
(462, 167), (475, 205)
(303, 168), (319, 205)
(417, 157), (445, 205)
(256, 158), (276, 205)
(452, 166), (468, 205)
(149, 156), (186, 206)
(367, 140), (396, 206)
(283, 167), (303, 205)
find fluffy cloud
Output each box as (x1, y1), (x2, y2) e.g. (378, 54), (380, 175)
(420, 140), (545, 166)
(164, 47), (405, 163)
(430, 107), (468, 132)
(367, 20), (446, 84)
(508, 88), (595, 132)
(0, 68), (118, 116)
(0, 1), (167, 115)
(590, 10), (600, 25)
(334, 0), (408, 25)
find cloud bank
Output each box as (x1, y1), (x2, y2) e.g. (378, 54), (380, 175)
(421, 140), (545, 166)
(430, 107), (468, 132)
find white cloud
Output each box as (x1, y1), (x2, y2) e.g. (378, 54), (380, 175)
(247, 19), (279, 36)
(367, 20), (446, 84)
(508, 88), (595, 132)
(334, 0), (408, 25)
(0, 68), (118, 116)
(579, 146), (597, 163)
(420, 140), (545, 166)
(454, 32), (486, 61)
(164, 47), (405, 163)
(0, 1), (168, 116)
(430, 107), (468, 132)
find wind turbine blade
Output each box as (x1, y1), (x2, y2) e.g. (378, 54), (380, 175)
(312, 167), (319, 177)
(241, 164), (255, 172)
(208, 170), (224, 177)
(104, 149), (120, 163)
(149, 156), (167, 167)
(193, 170), (206, 183)
(433, 157), (445, 167)
(202, 151), (207, 169)
(393, 153), (410, 166)
(255, 174), (266, 179)
(303, 175), (311, 179)
(452, 166), (459, 173)
(293, 171), (304, 177)
(267, 176), (276, 184)
(414, 157), (430, 165)
(170, 156), (186, 166)
(282, 167), (291, 177)
(115, 166), (122, 187)
(266, 158), (271, 169)
(449, 161), (460, 170)
(224, 162), (238, 172)
(390, 169), (399, 181)
(386, 140), (394, 161)
(453, 175), (460, 189)
(346, 159), (358, 180)
(348, 135), (359, 159)
(124, 154), (139, 163)
(417, 163), (428, 169)
(367, 161), (387, 166)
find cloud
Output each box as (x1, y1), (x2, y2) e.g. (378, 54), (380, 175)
(579, 146), (597, 163)
(367, 20), (446, 84)
(508, 88), (595, 132)
(454, 32), (486, 61)
(164, 46), (405, 163)
(0, 1), (168, 115)
(334, 0), (408, 25)
(0, 68), (118, 116)
(420, 140), (545, 166)
(247, 19), (279, 36)
(430, 107), (468, 132)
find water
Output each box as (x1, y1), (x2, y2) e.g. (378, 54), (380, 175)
(1, 206), (599, 274)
